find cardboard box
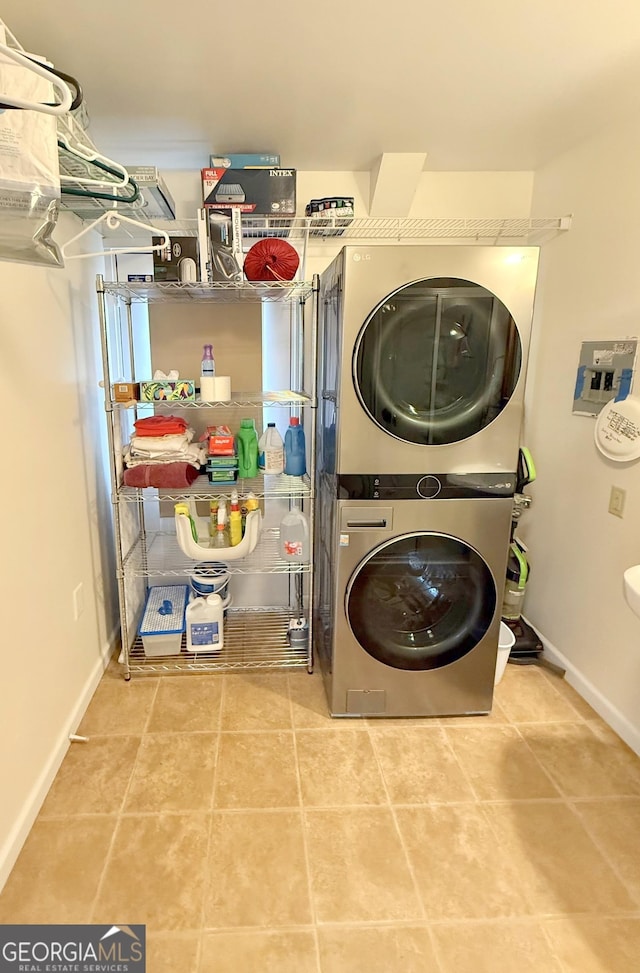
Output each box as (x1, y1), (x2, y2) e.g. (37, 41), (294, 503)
(112, 381), (140, 402)
(203, 425), (235, 455)
(202, 167), (296, 216)
(211, 153), (280, 169)
(152, 236), (200, 282)
(140, 380), (195, 401)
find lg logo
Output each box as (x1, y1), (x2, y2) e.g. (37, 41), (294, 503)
(352, 253), (371, 262)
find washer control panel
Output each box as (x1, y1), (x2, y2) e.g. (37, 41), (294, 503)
(338, 473), (515, 500)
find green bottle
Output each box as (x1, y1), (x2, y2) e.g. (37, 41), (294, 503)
(236, 418), (259, 479)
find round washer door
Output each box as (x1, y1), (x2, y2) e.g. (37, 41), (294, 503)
(353, 277), (522, 446)
(345, 532), (496, 671)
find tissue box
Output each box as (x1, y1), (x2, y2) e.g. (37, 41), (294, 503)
(112, 381), (140, 402)
(202, 167), (296, 216)
(140, 380), (195, 401)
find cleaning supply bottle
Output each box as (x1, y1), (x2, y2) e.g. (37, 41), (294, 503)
(175, 502), (198, 543)
(209, 498), (219, 540)
(284, 417), (306, 476)
(280, 506), (310, 562)
(258, 422), (285, 474)
(228, 489), (242, 546)
(201, 343), (215, 377)
(236, 418), (259, 478)
(211, 500), (230, 549)
(240, 491), (260, 536)
(186, 593), (224, 652)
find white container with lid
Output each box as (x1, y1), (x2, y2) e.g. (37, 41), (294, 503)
(185, 593), (224, 652)
(280, 506), (310, 562)
(258, 422), (284, 474)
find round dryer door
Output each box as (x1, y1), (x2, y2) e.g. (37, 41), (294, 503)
(345, 532), (496, 671)
(353, 277), (522, 446)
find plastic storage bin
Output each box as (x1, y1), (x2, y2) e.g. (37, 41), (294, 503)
(138, 585), (189, 656)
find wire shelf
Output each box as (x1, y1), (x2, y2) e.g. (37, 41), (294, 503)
(118, 473), (312, 502)
(102, 280), (314, 304)
(126, 607), (308, 673)
(123, 528), (311, 577)
(113, 391), (312, 409)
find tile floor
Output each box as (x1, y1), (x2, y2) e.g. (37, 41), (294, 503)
(1, 661), (640, 972)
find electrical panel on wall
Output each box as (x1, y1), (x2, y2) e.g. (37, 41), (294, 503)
(572, 339), (637, 417)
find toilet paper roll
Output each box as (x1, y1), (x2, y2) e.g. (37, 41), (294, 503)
(212, 376), (231, 401)
(200, 375), (231, 402)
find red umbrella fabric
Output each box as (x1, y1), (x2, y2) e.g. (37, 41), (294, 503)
(243, 238), (300, 282)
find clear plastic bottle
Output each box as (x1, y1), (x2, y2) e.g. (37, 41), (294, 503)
(258, 422), (284, 474)
(211, 500), (230, 549)
(284, 417), (306, 476)
(201, 343), (215, 377)
(280, 506), (310, 562)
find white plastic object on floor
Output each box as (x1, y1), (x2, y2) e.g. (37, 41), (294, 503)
(175, 506), (262, 561)
(494, 621), (516, 685)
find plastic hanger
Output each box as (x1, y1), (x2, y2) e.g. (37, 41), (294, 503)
(58, 141), (140, 203)
(61, 211), (171, 261)
(0, 42), (73, 115)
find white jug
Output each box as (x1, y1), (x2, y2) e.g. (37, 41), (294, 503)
(280, 507), (310, 562)
(185, 593), (224, 652)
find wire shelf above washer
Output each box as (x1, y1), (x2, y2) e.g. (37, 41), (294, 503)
(102, 279), (314, 303)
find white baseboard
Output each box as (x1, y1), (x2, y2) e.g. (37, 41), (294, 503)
(523, 614), (640, 757)
(0, 631), (117, 892)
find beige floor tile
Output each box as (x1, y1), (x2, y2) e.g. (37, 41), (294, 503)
(440, 696), (510, 725)
(93, 813), (210, 931)
(0, 816), (116, 923)
(221, 675), (291, 731)
(146, 932), (200, 973)
(496, 666), (585, 723)
(125, 733), (217, 812)
(317, 924), (438, 973)
(395, 804), (531, 920)
(296, 729), (386, 806)
(204, 811), (311, 928)
(288, 672), (367, 729)
(539, 670), (600, 720)
(214, 732), (299, 809)
(543, 917), (640, 973)
(574, 799), (640, 903)
(39, 736), (141, 816)
(483, 802), (637, 915)
(519, 723), (640, 798)
(370, 727), (475, 804)
(443, 725), (560, 800)
(147, 676), (223, 733)
(304, 807), (422, 923)
(200, 929), (318, 973)
(78, 678), (159, 735)
(432, 919), (563, 973)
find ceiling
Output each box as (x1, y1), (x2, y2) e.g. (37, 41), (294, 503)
(3, 0), (640, 173)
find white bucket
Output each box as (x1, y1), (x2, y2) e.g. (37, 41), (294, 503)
(494, 621), (516, 685)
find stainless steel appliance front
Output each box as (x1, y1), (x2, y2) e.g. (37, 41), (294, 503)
(315, 482), (513, 717)
(319, 245), (539, 476)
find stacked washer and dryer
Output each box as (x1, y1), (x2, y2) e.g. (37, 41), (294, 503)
(313, 246), (539, 717)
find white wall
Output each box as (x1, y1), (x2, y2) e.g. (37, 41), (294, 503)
(0, 214), (119, 889)
(525, 117), (640, 751)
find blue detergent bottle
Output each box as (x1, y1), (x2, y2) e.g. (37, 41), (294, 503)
(284, 417), (306, 476)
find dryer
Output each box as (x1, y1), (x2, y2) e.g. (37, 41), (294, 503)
(315, 471), (515, 717)
(319, 245), (539, 475)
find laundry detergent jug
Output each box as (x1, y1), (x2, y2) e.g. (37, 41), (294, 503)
(236, 418), (259, 478)
(284, 417), (306, 476)
(186, 593), (224, 652)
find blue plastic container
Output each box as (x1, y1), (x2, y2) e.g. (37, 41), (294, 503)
(284, 417), (306, 476)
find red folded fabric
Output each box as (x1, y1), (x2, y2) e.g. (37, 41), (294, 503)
(123, 463), (200, 488)
(133, 415), (189, 437)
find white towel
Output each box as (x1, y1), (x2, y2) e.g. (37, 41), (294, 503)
(123, 441), (207, 470)
(129, 429), (194, 454)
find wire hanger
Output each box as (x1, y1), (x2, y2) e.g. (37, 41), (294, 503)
(0, 42), (74, 115)
(61, 211), (171, 261)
